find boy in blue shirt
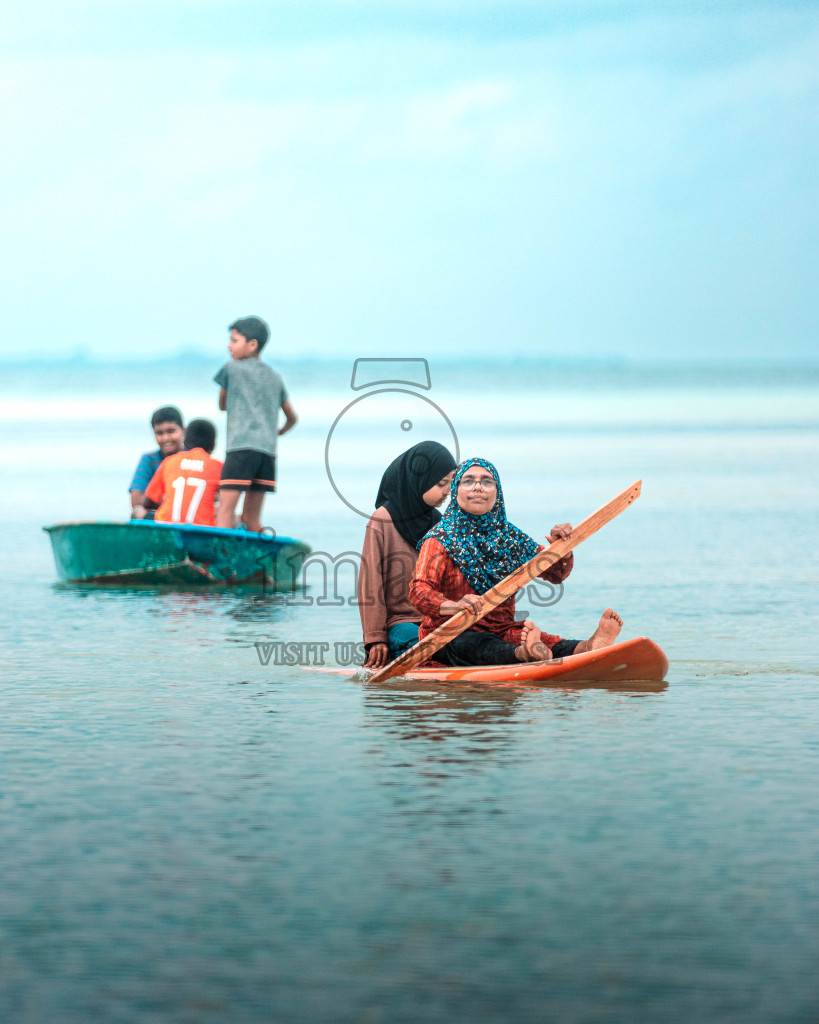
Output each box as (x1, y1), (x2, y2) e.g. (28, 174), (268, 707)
(214, 316), (298, 531)
(129, 405), (185, 519)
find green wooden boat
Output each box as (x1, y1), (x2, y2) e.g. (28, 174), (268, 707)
(43, 520), (311, 587)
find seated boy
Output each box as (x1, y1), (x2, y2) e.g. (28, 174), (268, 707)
(143, 419), (223, 526)
(129, 405), (185, 519)
(214, 315), (297, 531)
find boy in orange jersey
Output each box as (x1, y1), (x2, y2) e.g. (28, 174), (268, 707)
(144, 419), (223, 526)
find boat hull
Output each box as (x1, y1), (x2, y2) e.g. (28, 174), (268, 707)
(43, 521), (311, 587)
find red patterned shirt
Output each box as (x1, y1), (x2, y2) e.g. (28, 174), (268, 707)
(410, 538), (574, 650)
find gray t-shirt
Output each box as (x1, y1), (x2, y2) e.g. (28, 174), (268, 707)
(214, 359), (289, 456)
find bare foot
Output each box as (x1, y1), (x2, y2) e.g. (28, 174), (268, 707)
(587, 608), (623, 651)
(515, 621), (553, 663)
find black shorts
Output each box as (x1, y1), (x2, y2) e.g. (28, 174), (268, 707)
(220, 450), (277, 492)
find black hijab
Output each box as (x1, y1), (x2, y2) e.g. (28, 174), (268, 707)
(375, 441), (457, 548)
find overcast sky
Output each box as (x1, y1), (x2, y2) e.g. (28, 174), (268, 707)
(1, 0), (816, 363)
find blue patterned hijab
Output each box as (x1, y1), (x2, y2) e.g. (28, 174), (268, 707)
(419, 458), (539, 593)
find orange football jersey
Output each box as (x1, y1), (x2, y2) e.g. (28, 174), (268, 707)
(145, 448), (223, 526)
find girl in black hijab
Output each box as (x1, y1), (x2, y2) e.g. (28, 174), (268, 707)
(375, 441), (458, 548)
(359, 441), (457, 669)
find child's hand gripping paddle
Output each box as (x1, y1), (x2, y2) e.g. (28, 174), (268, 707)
(367, 480), (642, 684)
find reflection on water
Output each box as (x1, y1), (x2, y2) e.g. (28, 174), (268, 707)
(53, 580), (294, 627)
(363, 679), (524, 750)
(358, 674), (674, 856)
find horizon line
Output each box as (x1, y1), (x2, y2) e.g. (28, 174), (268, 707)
(2, 352), (819, 370)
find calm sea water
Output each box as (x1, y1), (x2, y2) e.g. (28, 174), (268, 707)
(1, 359), (817, 1023)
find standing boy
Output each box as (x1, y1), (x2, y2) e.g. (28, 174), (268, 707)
(214, 316), (297, 531)
(129, 405), (185, 519)
(143, 419), (223, 526)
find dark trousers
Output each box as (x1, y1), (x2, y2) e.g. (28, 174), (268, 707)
(436, 630), (579, 667)
(436, 629), (517, 666)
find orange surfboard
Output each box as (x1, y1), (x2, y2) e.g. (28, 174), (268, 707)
(400, 637), (668, 686)
(308, 637), (668, 689)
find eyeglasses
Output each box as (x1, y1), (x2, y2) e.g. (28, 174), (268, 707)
(458, 475), (497, 491)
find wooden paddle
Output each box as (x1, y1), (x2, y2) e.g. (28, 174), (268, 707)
(367, 479), (642, 683)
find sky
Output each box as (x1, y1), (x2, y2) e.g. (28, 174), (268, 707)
(0, 0), (816, 363)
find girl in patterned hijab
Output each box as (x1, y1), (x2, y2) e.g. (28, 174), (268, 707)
(420, 457), (540, 591)
(412, 458), (596, 666)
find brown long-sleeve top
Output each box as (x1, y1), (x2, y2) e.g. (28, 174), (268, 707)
(410, 538), (574, 650)
(358, 506), (422, 646)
